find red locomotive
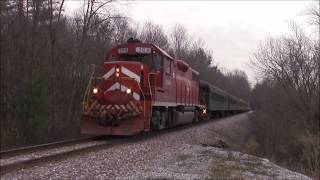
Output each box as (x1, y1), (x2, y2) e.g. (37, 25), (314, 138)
(81, 38), (205, 135)
(81, 38), (250, 136)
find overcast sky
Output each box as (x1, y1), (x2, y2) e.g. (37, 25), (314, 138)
(66, 1), (315, 85)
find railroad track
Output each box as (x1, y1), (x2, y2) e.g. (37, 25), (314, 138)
(0, 117), (227, 175)
(0, 136), (126, 174)
(0, 136), (102, 158)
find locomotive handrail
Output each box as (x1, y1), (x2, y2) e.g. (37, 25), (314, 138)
(82, 64), (96, 111)
(148, 73), (156, 100)
(136, 82), (146, 117)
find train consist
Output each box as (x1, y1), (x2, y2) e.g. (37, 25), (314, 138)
(199, 80), (249, 118)
(81, 38), (249, 135)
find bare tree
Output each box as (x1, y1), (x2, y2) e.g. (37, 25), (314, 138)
(0, 0), (129, 149)
(252, 23), (319, 128)
(66, 0), (117, 121)
(225, 70), (251, 101)
(170, 23), (191, 59)
(250, 21), (319, 178)
(48, 0), (65, 127)
(112, 16), (137, 44)
(139, 21), (169, 50)
(304, 1), (320, 30)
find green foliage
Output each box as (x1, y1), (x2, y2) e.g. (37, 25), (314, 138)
(15, 72), (50, 145)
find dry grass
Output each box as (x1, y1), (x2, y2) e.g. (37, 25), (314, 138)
(210, 154), (269, 179)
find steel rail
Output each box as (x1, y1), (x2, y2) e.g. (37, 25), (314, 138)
(0, 136), (102, 158)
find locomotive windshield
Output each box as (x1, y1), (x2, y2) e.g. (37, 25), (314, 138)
(119, 54), (150, 65)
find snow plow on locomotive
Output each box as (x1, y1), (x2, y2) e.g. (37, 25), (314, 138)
(81, 38), (205, 135)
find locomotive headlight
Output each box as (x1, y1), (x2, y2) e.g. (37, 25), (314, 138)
(202, 108), (207, 114)
(116, 67), (120, 73)
(116, 72), (120, 77)
(126, 88), (131, 94)
(93, 88), (98, 94)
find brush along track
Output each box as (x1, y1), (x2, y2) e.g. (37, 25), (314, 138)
(0, 119), (214, 175)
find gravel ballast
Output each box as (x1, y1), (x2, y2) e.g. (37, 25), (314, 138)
(0, 113), (310, 179)
(0, 141), (107, 167)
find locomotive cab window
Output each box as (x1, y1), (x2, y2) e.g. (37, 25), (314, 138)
(152, 54), (162, 71)
(164, 58), (171, 75)
(108, 54), (116, 61)
(119, 54), (150, 65)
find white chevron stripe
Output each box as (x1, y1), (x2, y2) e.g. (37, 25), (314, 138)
(121, 66), (140, 83)
(103, 67), (115, 79)
(107, 82), (120, 91)
(120, 84), (127, 92)
(105, 82), (140, 101)
(120, 84), (140, 101)
(120, 105), (128, 112)
(133, 92), (140, 101)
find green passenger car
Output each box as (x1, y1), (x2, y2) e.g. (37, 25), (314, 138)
(199, 80), (249, 118)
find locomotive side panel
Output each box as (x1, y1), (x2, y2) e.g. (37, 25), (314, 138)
(152, 51), (199, 108)
(174, 60), (195, 106)
(151, 50), (176, 106)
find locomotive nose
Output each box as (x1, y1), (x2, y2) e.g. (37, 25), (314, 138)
(103, 90), (135, 105)
(100, 62), (142, 103)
